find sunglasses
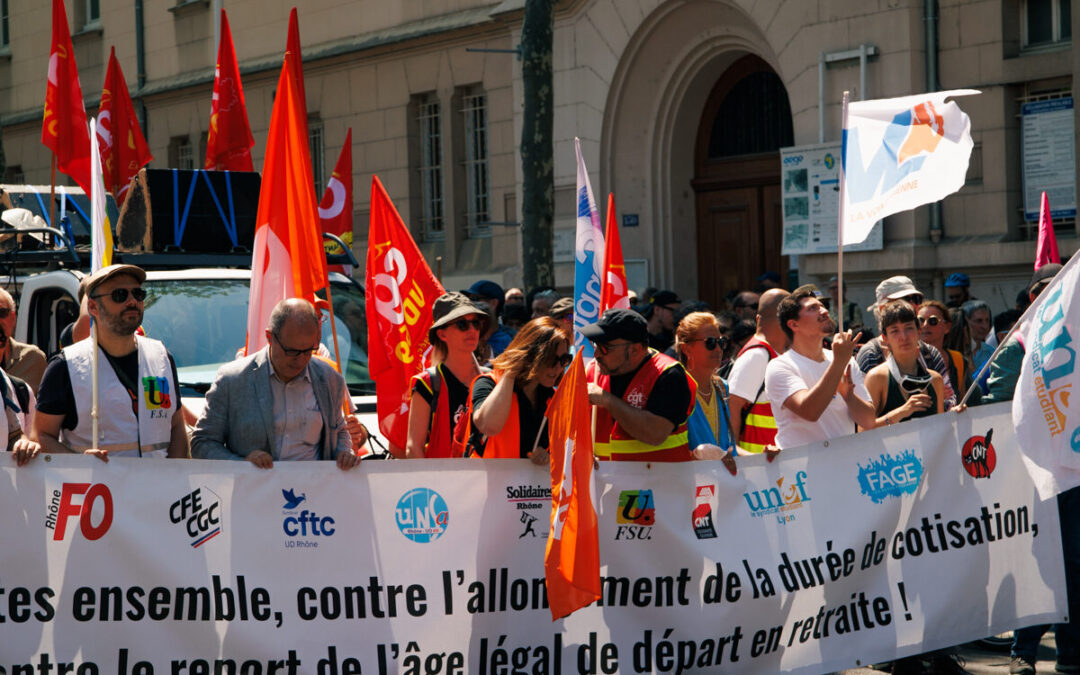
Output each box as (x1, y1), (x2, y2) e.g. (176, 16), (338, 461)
(595, 341), (632, 356)
(452, 318), (483, 331)
(91, 287), (147, 304)
(271, 332), (318, 358)
(900, 373), (933, 394)
(553, 353), (573, 368)
(688, 336), (729, 351)
(917, 316), (942, 327)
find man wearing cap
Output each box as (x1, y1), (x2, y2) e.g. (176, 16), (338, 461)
(32, 264), (188, 460)
(728, 288), (789, 453)
(943, 272), (973, 308)
(548, 297), (574, 333)
(855, 275), (956, 407)
(466, 280), (513, 357)
(641, 290), (680, 352)
(0, 289), (46, 393)
(582, 309), (695, 462)
(191, 298), (357, 469)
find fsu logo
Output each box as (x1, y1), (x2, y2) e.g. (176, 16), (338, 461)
(961, 429), (997, 479)
(143, 376), (172, 410)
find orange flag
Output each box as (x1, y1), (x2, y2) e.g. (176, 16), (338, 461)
(366, 176), (445, 450)
(544, 351), (602, 620)
(205, 10), (255, 172)
(42, 0), (91, 195)
(599, 193), (630, 311)
(244, 8), (327, 355)
(98, 47), (152, 204)
(319, 129), (354, 275)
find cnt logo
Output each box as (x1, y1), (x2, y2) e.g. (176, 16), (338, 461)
(1027, 283), (1076, 444)
(961, 429), (997, 479)
(46, 483), (113, 541)
(692, 485), (717, 539)
(858, 450), (923, 503)
(844, 100), (944, 204)
(615, 489), (654, 541)
(396, 487), (449, 543)
(169, 487), (222, 548)
(743, 472), (811, 525)
(281, 488), (335, 549)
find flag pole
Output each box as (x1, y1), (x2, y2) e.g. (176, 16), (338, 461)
(49, 156), (57, 235)
(836, 91), (850, 334)
(91, 318), (100, 451)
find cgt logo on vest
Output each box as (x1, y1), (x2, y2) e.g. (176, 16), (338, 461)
(858, 450), (924, 504)
(961, 429), (997, 479)
(143, 376), (172, 418)
(45, 483), (113, 541)
(742, 472), (811, 525)
(615, 489), (655, 540)
(282, 488), (335, 549)
(169, 487), (222, 548)
(1028, 282), (1075, 444)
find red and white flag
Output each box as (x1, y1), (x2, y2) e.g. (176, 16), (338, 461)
(42, 0), (91, 195)
(244, 8), (326, 355)
(98, 47), (152, 204)
(599, 193), (630, 312)
(205, 9), (254, 172)
(319, 129), (354, 275)
(544, 351), (601, 620)
(1035, 191), (1061, 269)
(366, 176), (444, 450)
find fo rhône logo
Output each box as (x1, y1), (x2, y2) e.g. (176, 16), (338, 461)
(46, 483), (113, 541)
(281, 488), (335, 549)
(742, 472), (810, 525)
(169, 486), (222, 548)
(615, 489), (654, 540)
(396, 487), (449, 543)
(961, 429), (997, 479)
(857, 450), (923, 503)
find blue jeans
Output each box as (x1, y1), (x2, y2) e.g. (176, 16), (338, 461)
(1012, 487), (1080, 663)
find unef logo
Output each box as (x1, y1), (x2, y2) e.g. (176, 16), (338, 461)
(743, 472), (810, 524)
(45, 483), (113, 541)
(170, 487), (222, 548)
(143, 376), (172, 417)
(844, 100), (944, 204)
(396, 488), (449, 543)
(692, 485), (717, 539)
(961, 429), (997, 479)
(1028, 282), (1075, 443)
(615, 489), (654, 540)
(857, 450), (923, 503)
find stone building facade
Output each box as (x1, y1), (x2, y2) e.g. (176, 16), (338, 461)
(0, 0), (1075, 312)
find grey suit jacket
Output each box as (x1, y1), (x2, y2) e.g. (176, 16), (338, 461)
(191, 347), (350, 461)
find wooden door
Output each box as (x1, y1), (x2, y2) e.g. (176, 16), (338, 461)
(696, 187), (760, 308)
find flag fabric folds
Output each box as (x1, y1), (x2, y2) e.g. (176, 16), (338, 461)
(98, 48), (152, 205)
(319, 129), (354, 275)
(1013, 252), (1080, 500)
(1035, 191), (1061, 269)
(599, 193), (630, 312)
(545, 351), (601, 620)
(88, 117), (113, 273)
(841, 89), (979, 246)
(573, 138), (605, 357)
(366, 175), (445, 450)
(205, 9), (255, 172)
(42, 0), (92, 196)
(244, 9), (327, 356)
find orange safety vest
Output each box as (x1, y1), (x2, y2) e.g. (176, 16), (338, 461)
(413, 365), (460, 458)
(735, 338), (779, 454)
(586, 350), (695, 462)
(459, 371), (523, 459)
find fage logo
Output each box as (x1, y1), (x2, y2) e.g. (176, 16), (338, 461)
(858, 450), (923, 503)
(396, 488), (449, 543)
(46, 483), (113, 541)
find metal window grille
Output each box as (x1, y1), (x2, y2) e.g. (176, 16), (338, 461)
(418, 99), (444, 239)
(1, 0), (9, 49)
(309, 123), (325, 197)
(177, 139), (194, 171)
(463, 93), (491, 237)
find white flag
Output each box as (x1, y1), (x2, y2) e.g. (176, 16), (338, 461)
(842, 89), (978, 245)
(572, 138), (604, 358)
(88, 117), (113, 273)
(1013, 254), (1080, 499)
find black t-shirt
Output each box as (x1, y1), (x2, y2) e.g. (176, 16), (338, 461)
(471, 374), (553, 458)
(606, 357), (692, 429)
(412, 364), (471, 437)
(36, 347), (181, 430)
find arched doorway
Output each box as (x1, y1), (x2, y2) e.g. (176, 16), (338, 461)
(693, 55), (793, 307)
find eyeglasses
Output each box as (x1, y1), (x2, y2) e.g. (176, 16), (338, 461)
(595, 341), (632, 356)
(91, 287), (147, 304)
(271, 332), (318, 358)
(917, 316), (942, 327)
(452, 318), (483, 332)
(0, 307), (11, 319)
(900, 373), (933, 394)
(687, 336), (729, 351)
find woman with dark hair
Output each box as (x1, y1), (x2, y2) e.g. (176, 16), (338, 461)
(864, 300), (944, 426)
(405, 293), (489, 459)
(675, 311), (735, 452)
(467, 317), (572, 462)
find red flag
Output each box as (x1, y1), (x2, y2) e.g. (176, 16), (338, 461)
(244, 9), (327, 355)
(97, 48), (152, 205)
(366, 175), (445, 450)
(42, 0), (91, 195)
(319, 129), (353, 274)
(544, 351), (601, 620)
(205, 10), (255, 172)
(599, 193), (630, 312)
(1036, 191), (1061, 269)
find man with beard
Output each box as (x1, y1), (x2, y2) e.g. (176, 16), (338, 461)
(0, 289), (47, 392)
(32, 265), (188, 460)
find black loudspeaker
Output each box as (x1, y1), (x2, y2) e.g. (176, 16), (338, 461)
(116, 168), (260, 253)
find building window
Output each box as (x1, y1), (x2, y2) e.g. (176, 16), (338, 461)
(309, 119), (325, 198)
(83, 0), (100, 28)
(3, 165), (24, 183)
(1, 0), (10, 51)
(169, 137), (194, 170)
(417, 95), (444, 240)
(1023, 0), (1071, 48)
(462, 91), (491, 238)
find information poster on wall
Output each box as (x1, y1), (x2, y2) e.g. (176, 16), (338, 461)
(780, 143), (883, 254)
(1022, 97), (1077, 221)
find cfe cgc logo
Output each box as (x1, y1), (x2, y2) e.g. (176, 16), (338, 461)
(281, 488), (336, 549)
(615, 489), (655, 541)
(857, 450), (923, 503)
(396, 487), (449, 543)
(45, 483), (114, 541)
(169, 487), (222, 548)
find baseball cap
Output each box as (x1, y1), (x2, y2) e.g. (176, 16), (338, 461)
(944, 273), (970, 288)
(580, 309), (648, 344)
(868, 276), (922, 311)
(1028, 263), (1062, 295)
(84, 264), (147, 298)
(650, 290), (681, 307)
(466, 279), (504, 301)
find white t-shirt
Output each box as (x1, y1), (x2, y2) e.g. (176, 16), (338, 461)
(764, 349), (869, 450)
(728, 344), (771, 401)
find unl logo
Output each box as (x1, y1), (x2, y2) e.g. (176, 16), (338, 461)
(50, 483), (114, 541)
(143, 376), (172, 409)
(844, 101), (945, 203)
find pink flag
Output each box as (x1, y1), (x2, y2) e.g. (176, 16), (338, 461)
(1035, 191), (1061, 269)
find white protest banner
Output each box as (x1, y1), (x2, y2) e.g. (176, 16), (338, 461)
(0, 403), (1064, 674)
